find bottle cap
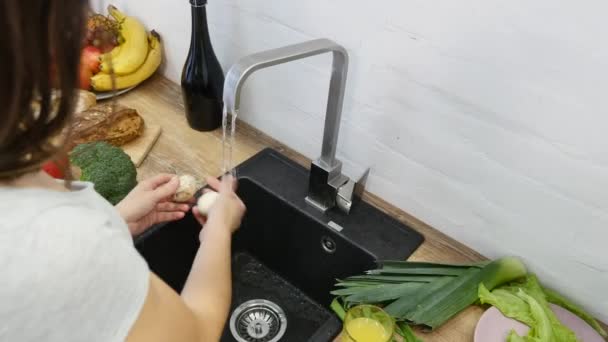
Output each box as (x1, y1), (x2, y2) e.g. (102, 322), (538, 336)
(190, 0), (207, 6)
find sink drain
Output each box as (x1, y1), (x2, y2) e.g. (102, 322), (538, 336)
(229, 299), (287, 342)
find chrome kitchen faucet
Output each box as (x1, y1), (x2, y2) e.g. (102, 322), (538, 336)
(223, 38), (358, 213)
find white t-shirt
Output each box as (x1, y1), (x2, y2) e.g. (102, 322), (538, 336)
(0, 181), (149, 342)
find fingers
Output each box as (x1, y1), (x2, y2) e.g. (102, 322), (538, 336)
(206, 176), (222, 192)
(140, 174), (176, 189)
(192, 207), (207, 225)
(154, 211), (186, 224)
(220, 175), (237, 193)
(156, 202), (190, 212)
(151, 176), (180, 201)
(205, 175), (237, 194)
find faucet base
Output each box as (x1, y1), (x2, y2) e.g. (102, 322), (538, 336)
(305, 195), (330, 213)
(234, 147), (425, 261)
(306, 160), (350, 212)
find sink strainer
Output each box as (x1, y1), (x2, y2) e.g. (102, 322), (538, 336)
(229, 299), (287, 342)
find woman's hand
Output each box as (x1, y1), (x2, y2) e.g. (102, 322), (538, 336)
(193, 176), (245, 239)
(116, 174), (191, 236)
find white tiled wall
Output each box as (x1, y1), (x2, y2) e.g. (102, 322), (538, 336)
(93, 0), (608, 320)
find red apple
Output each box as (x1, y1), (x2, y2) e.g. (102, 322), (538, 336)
(81, 46), (101, 73)
(42, 161), (63, 179)
(79, 64), (92, 90)
(41, 156), (69, 179)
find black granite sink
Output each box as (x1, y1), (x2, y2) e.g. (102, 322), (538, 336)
(135, 148), (424, 341)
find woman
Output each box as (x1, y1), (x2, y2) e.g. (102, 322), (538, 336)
(0, 1), (245, 341)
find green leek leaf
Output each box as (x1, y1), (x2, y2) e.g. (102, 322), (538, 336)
(384, 276), (455, 319)
(345, 275), (440, 283)
(406, 258), (527, 329)
(345, 282), (424, 304)
(395, 321), (424, 342)
(367, 267), (467, 276)
(331, 285), (383, 296)
(380, 260), (488, 269)
(405, 267), (482, 328)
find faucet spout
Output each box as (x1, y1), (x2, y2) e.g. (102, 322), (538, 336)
(223, 38), (355, 213)
(224, 38), (348, 168)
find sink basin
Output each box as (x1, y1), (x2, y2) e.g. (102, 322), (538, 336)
(135, 148), (424, 341)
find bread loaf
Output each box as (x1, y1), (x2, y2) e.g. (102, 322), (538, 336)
(74, 90), (97, 113)
(70, 103), (144, 148)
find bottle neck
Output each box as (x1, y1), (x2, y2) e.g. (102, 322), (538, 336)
(190, 0), (207, 7)
(190, 3), (211, 50)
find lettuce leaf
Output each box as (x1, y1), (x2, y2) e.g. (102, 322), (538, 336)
(503, 275), (578, 342)
(479, 284), (535, 326)
(480, 275), (582, 342)
(506, 330), (527, 342)
(516, 289), (554, 341)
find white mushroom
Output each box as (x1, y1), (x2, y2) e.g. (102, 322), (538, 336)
(197, 191), (219, 216)
(173, 175), (198, 202)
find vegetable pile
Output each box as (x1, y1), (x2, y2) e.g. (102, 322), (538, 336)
(331, 257), (606, 342)
(70, 141), (137, 204)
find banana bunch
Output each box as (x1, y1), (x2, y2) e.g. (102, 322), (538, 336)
(92, 6), (162, 92)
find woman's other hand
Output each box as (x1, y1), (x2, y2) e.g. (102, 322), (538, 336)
(193, 175), (245, 239)
(117, 174), (191, 236)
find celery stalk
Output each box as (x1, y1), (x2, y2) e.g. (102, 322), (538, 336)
(330, 298), (346, 321)
(543, 286), (607, 338)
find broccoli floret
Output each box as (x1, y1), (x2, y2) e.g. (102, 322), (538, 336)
(70, 142), (137, 205)
(69, 143), (100, 169)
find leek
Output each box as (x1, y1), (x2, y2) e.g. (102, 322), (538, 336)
(394, 321), (424, 342)
(384, 276), (456, 321)
(342, 282), (424, 304)
(380, 260), (489, 269)
(332, 257), (527, 330)
(403, 267), (487, 327)
(345, 275), (442, 283)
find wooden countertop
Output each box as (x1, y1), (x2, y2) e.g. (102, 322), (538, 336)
(115, 75), (491, 341)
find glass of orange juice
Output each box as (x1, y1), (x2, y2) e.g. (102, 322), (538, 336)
(340, 305), (394, 342)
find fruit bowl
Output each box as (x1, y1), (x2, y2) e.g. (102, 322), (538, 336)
(93, 86), (135, 100)
(80, 5), (162, 96)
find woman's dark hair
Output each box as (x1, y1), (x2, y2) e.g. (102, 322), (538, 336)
(0, 0), (87, 178)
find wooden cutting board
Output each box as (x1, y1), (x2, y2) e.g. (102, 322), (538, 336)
(122, 123), (162, 167)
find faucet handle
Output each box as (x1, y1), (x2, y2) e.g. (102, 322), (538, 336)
(335, 167), (370, 214)
(336, 179), (355, 213)
(353, 167), (370, 199)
